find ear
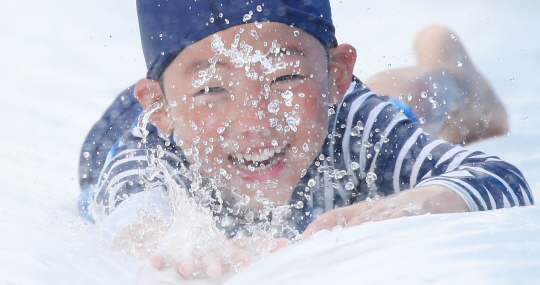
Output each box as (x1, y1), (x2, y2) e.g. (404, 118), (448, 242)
(329, 44), (357, 103)
(133, 78), (173, 135)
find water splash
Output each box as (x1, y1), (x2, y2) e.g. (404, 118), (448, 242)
(120, 112), (307, 271)
(192, 34), (290, 89)
(136, 102), (163, 143)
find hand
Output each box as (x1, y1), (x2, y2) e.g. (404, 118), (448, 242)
(303, 185), (469, 238)
(148, 237), (289, 278)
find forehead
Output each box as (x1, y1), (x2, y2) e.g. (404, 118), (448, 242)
(177, 22), (323, 68)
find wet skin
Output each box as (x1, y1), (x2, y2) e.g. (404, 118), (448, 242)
(133, 23), (470, 278)
(149, 22), (354, 210)
(134, 22), (357, 277)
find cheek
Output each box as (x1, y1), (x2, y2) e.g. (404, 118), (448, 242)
(171, 105), (224, 135)
(293, 93), (329, 151)
(170, 108), (233, 169)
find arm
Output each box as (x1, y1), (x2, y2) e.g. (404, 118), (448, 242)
(304, 185), (468, 237)
(305, 89), (533, 235)
(87, 125), (288, 278)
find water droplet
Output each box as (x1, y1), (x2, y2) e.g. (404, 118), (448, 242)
(286, 117), (299, 132)
(328, 108), (336, 116)
(308, 179), (317, 187)
(293, 30), (300, 37)
(407, 93), (413, 101)
(350, 162), (360, 170)
(362, 141), (373, 148)
(456, 61), (463, 67)
(427, 153), (433, 160)
(83, 152), (90, 158)
(317, 166), (333, 173)
(145, 167), (157, 181)
(365, 172), (378, 184)
(268, 100), (280, 114)
(345, 182), (354, 190)
(256, 5), (263, 12)
(281, 90), (294, 106)
(366, 197), (373, 206)
(156, 145), (165, 158)
(243, 14), (252, 22)
(302, 143), (309, 152)
(420, 91), (427, 98)
(330, 170), (347, 180)
(419, 117), (426, 125)
(294, 201), (304, 209)
(351, 126), (362, 137)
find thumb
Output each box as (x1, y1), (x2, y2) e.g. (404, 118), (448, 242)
(302, 210), (348, 239)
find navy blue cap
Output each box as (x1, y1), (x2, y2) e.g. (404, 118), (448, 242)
(137, 0), (337, 80)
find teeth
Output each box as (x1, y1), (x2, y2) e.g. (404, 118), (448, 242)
(231, 145), (286, 170)
(237, 147), (277, 162)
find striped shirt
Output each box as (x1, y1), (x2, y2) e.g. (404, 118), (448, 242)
(86, 80), (533, 234)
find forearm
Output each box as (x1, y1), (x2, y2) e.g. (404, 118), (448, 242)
(303, 184), (470, 237)
(399, 185), (470, 215)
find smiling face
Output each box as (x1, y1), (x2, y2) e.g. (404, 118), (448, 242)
(138, 22), (356, 210)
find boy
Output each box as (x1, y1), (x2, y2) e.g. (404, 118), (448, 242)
(80, 0), (532, 278)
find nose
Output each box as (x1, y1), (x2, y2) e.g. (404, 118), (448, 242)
(227, 80), (274, 139)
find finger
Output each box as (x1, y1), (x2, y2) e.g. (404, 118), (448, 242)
(303, 212), (347, 238)
(148, 254), (166, 270)
(270, 238), (289, 253)
(205, 263), (222, 278)
(347, 206), (388, 226)
(389, 208), (420, 219)
(348, 215), (370, 226)
(202, 251), (222, 278)
(178, 261), (197, 278)
(230, 246), (255, 268)
(367, 210), (393, 222)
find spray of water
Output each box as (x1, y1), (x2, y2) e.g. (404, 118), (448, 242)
(120, 102), (303, 272)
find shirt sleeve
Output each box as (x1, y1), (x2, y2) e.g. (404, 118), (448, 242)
(339, 90), (534, 211)
(87, 124), (188, 223)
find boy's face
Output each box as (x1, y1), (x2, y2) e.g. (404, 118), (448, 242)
(160, 23), (337, 210)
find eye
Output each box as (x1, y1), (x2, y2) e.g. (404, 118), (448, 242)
(272, 74), (302, 83)
(196, 86), (226, 96)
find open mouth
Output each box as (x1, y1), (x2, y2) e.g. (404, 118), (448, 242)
(230, 145), (288, 172)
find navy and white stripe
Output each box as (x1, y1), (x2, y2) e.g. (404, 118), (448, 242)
(317, 80), (533, 220)
(84, 79), (534, 233)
